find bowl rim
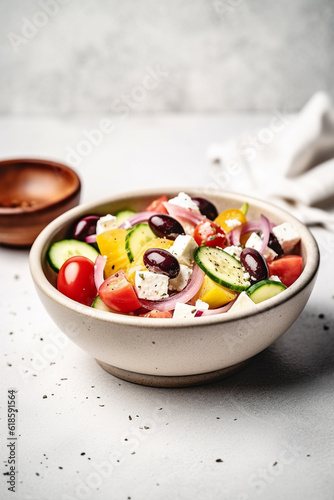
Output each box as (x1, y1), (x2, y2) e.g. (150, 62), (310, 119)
(0, 157), (81, 215)
(29, 187), (320, 329)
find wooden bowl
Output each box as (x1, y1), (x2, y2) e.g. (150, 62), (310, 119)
(0, 158), (81, 247)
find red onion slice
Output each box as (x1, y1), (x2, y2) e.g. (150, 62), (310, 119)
(86, 234), (97, 243)
(163, 202), (206, 226)
(194, 310), (204, 317)
(228, 219), (276, 246)
(94, 254), (107, 291)
(259, 214), (271, 255)
(230, 225), (243, 246)
(200, 298), (236, 316)
(138, 263), (205, 312)
(119, 211), (159, 229)
(228, 221), (262, 245)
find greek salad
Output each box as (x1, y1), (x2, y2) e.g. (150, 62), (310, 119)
(47, 192), (303, 319)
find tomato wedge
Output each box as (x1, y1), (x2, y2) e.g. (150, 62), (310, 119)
(57, 256), (97, 306)
(145, 195), (168, 214)
(139, 310), (173, 318)
(99, 271), (141, 312)
(193, 220), (227, 248)
(268, 255), (303, 287)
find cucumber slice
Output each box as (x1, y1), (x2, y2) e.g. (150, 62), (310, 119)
(115, 210), (136, 226)
(247, 280), (287, 304)
(240, 202), (249, 216)
(91, 296), (112, 312)
(195, 246), (250, 291)
(125, 223), (155, 263)
(47, 239), (99, 272)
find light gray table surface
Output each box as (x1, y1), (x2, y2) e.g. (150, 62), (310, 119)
(1, 115), (333, 500)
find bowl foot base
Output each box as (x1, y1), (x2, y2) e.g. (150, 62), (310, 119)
(96, 359), (250, 388)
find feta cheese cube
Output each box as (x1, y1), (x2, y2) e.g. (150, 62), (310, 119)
(96, 214), (117, 235)
(272, 222), (300, 253)
(135, 271), (169, 300)
(228, 292), (257, 313)
(223, 245), (242, 260)
(245, 232), (277, 262)
(168, 192), (200, 213)
(172, 299), (209, 319)
(225, 219), (242, 229)
(169, 235), (198, 267)
(173, 302), (198, 319)
(169, 264), (192, 292)
(195, 299), (209, 311)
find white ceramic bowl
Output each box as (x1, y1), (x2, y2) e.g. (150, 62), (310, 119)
(29, 188), (319, 387)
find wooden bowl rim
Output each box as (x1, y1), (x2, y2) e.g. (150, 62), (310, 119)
(0, 158), (81, 215)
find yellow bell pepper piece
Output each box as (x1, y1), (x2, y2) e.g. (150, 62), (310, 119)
(97, 229), (129, 277)
(126, 237), (174, 286)
(214, 209), (247, 233)
(194, 275), (237, 308)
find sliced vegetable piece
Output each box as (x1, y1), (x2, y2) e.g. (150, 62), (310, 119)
(247, 280), (287, 304)
(92, 295), (113, 312)
(163, 202), (206, 226)
(228, 219), (276, 246)
(214, 209), (247, 233)
(57, 256), (97, 306)
(115, 209), (136, 226)
(198, 300), (236, 316)
(145, 195), (169, 214)
(119, 211), (159, 229)
(125, 223), (155, 263)
(94, 254), (107, 290)
(86, 234), (97, 244)
(193, 220), (226, 248)
(99, 271), (141, 312)
(96, 229), (129, 277)
(193, 275), (237, 308)
(195, 246), (250, 291)
(240, 202), (249, 216)
(259, 214), (271, 255)
(139, 310), (173, 318)
(267, 255), (303, 287)
(47, 239), (99, 272)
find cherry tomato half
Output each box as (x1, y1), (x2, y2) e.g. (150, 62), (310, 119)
(268, 255), (303, 287)
(193, 221), (227, 248)
(145, 195), (168, 214)
(99, 271), (141, 312)
(57, 256), (97, 306)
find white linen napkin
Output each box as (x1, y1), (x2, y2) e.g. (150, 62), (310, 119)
(207, 92), (334, 231)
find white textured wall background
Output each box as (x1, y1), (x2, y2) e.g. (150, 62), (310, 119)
(0, 0), (333, 115)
